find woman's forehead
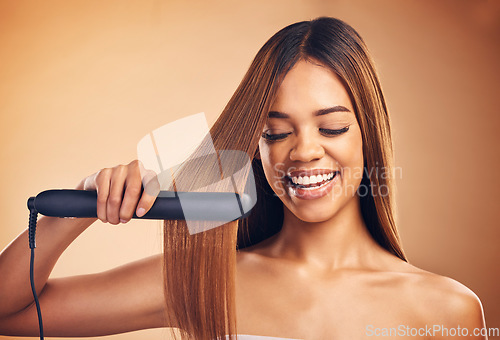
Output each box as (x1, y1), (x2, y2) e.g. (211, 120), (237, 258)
(272, 60), (353, 113)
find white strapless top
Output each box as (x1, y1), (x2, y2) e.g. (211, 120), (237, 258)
(226, 335), (302, 340)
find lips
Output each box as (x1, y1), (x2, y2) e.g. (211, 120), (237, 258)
(286, 169), (339, 187)
(283, 169), (340, 200)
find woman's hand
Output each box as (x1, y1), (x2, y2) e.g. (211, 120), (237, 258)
(77, 160), (160, 224)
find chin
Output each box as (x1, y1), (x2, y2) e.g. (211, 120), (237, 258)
(288, 204), (339, 224)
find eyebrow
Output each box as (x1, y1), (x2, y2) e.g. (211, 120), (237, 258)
(267, 105), (351, 118)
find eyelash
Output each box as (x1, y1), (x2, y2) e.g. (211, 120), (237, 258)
(262, 126), (350, 141)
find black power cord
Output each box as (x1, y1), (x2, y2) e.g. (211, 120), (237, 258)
(27, 197), (44, 340)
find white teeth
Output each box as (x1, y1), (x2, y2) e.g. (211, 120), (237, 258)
(289, 172), (336, 185)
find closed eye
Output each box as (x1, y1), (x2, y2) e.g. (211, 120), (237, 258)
(320, 126), (349, 136)
(261, 132), (292, 141)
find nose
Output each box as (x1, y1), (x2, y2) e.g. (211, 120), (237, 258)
(289, 132), (325, 162)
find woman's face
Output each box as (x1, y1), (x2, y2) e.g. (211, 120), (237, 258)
(258, 59), (364, 223)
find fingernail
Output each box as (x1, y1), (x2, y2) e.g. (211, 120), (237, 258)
(136, 207), (146, 217)
(120, 219), (127, 224)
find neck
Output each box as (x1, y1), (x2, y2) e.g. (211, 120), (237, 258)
(267, 195), (387, 272)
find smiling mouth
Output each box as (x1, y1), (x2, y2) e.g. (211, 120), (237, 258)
(285, 171), (339, 190)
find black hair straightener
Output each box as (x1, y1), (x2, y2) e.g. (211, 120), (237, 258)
(26, 189), (254, 339)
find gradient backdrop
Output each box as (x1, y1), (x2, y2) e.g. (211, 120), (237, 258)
(1, 1), (499, 339)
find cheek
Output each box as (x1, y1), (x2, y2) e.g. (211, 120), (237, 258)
(347, 128), (364, 166)
(258, 140), (287, 190)
(327, 127), (364, 180)
(258, 139), (286, 166)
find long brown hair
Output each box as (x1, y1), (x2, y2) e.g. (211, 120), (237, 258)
(162, 16), (407, 340)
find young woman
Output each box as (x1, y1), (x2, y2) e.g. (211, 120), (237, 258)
(0, 17), (487, 339)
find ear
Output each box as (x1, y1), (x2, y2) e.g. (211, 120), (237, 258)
(254, 146), (261, 160)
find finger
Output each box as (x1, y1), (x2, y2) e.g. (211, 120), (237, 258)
(107, 165), (128, 225)
(137, 169), (161, 217)
(119, 166), (143, 222)
(95, 169), (112, 223)
(82, 172), (99, 191)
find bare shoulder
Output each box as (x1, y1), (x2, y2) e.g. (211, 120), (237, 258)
(393, 261), (486, 329)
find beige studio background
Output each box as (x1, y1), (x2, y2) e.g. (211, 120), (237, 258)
(1, 0), (499, 339)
